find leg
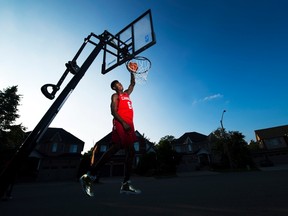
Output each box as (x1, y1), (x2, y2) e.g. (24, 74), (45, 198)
(123, 144), (135, 183)
(120, 144), (141, 195)
(90, 144), (99, 166)
(89, 143), (120, 176)
(79, 143), (120, 197)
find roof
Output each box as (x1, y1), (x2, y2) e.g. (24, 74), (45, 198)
(95, 130), (155, 150)
(38, 127), (84, 144)
(255, 125), (288, 140)
(95, 130), (149, 145)
(96, 132), (112, 146)
(176, 132), (208, 144)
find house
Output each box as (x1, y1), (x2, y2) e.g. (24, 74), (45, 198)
(253, 125), (288, 166)
(171, 132), (211, 172)
(90, 130), (156, 177)
(24, 128), (84, 182)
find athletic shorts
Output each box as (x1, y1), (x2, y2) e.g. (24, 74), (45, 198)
(112, 119), (137, 148)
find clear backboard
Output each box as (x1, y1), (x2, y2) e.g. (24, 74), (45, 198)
(101, 9), (156, 74)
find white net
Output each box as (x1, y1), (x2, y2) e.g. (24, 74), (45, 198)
(126, 56), (151, 84)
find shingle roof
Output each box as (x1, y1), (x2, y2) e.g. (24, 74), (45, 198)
(255, 125), (288, 140)
(96, 132), (112, 145)
(176, 132), (208, 143)
(95, 130), (155, 149)
(40, 127), (84, 144)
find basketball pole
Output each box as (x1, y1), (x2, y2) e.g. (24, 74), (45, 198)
(0, 9), (156, 197)
(0, 33), (106, 197)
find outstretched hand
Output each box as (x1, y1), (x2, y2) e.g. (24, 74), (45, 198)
(122, 122), (131, 132)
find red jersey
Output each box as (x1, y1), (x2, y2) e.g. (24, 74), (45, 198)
(112, 92), (136, 147)
(116, 92), (133, 124)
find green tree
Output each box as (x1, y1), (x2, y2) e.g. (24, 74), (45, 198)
(210, 128), (229, 168)
(211, 128), (254, 169)
(0, 86), (26, 177)
(0, 86), (20, 129)
(136, 152), (157, 176)
(229, 131), (253, 169)
(0, 86), (26, 150)
(156, 135), (181, 175)
(247, 140), (260, 151)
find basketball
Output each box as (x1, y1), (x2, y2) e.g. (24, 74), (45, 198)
(128, 62), (138, 72)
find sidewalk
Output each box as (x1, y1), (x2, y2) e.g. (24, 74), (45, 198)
(258, 164), (288, 171)
(177, 163), (288, 176)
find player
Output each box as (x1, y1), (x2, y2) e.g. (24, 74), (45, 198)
(79, 71), (141, 196)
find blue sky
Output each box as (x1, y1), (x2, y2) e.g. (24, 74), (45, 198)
(1, 0), (288, 152)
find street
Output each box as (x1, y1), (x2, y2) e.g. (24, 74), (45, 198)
(1, 169), (288, 216)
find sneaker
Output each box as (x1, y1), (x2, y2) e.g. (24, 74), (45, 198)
(79, 174), (94, 197)
(120, 180), (141, 195)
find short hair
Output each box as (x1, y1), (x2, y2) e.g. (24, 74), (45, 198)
(110, 80), (119, 90)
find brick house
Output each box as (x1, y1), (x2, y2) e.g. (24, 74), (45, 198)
(171, 132), (211, 172)
(25, 128), (84, 182)
(89, 130), (156, 177)
(253, 125), (288, 166)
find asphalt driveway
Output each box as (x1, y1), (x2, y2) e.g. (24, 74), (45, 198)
(1, 169), (288, 216)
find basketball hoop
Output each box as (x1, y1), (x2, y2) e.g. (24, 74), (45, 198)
(126, 56), (151, 84)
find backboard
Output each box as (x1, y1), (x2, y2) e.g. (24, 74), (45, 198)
(101, 9), (156, 74)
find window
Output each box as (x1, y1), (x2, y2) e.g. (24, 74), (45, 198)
(184, 138), (192, 145)
(134, 142), (140, 151)
(175, 146), (181, 153)
(188, 144), (192, 152)
(265, 138), (287, 149)
(69, 144), (78, 153)
(100, 145), (107, 152)
(51, 143), (57, 153)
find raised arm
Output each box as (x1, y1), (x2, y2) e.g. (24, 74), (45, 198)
(125, 72), (135, 95)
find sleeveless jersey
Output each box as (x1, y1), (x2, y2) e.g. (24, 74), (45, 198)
(117, 92), (133, 124)
(112, 92), (136, 147)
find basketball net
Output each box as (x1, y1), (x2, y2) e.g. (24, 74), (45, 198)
(126, 56), (151, 84)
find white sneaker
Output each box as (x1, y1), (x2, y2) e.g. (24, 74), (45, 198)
(120, 181), (141, 195)
(79, 174), (94, 197)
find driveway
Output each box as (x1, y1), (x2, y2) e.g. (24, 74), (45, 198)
(1, 169), (288, 216)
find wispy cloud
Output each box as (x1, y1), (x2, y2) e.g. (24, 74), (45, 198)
(203, 94), (223, 101)
(193, 93), (223, 105)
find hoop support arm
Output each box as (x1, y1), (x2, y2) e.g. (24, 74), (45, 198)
(41, 35), (91, 100)
(0, 33), (106, 197)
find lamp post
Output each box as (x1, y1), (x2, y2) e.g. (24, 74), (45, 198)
(220, 110), (233, 169)
(220, 110), (226, 132)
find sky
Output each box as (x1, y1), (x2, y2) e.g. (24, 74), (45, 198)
(1, 0), (288, 152)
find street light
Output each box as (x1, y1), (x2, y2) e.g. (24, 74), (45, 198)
(220, 110), (233, 169)
(220, 110), (226, 131)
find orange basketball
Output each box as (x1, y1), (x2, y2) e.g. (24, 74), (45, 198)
(128, 62), (138, 72)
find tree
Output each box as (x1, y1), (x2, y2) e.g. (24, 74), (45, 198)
(211, 128), (255, 169)
(0, 86), (20, 129)
(210, 128), (229, 168)
(229, 131), (254, 169)
(155, 135), (181, 175)
(0, 86), (26, 150)
(136, 152), (157, 176)
(247, 140), (260, 151)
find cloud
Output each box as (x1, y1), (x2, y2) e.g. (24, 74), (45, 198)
(193, 93), (223, 105)
(203, 94), (223, 101)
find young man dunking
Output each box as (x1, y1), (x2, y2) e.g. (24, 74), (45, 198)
(80, 72), (141, 196)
